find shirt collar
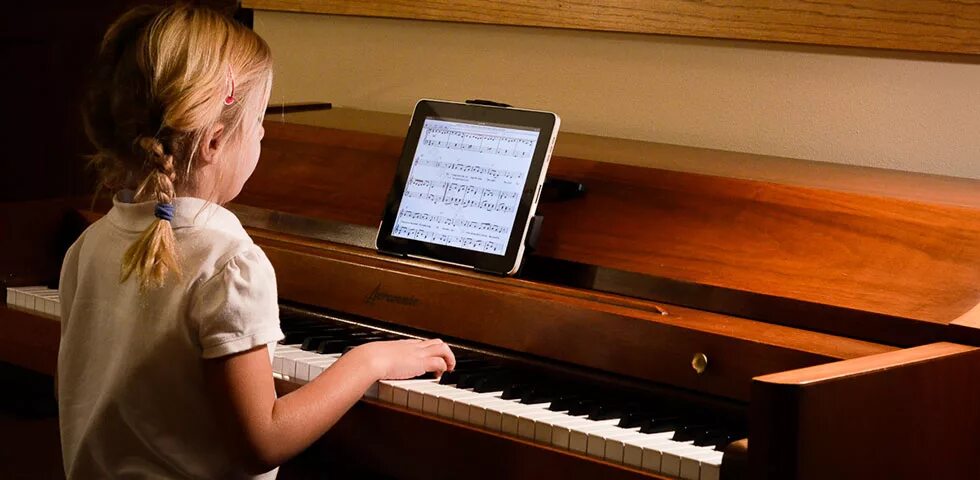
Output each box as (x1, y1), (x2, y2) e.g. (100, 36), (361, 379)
(106, 190), (246, 235)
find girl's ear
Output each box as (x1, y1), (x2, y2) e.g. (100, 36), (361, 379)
(198, 123), (226, 165)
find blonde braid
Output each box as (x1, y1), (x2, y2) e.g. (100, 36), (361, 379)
(120, 137), (181, 290)
(82, 4), (273, 292)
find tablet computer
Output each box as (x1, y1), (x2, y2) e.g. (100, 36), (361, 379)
(376, 99), (560, 275)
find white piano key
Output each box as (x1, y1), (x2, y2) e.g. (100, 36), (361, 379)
(386, 378), (440, 408)
(462, 395), (511, 429)
(660, 444), (703, 477)
(515, 410), (571, 441)
(435, 389), (488, 419)
(550, 417), (612, 450)
(567, 419), (623, 453)
(279, 350), (322, 379)
(501, 404), (554, 436)
(410, 381), (448, 413)
(622, 432), (675, 469)
(5, 286), (15, 306)
(43, 297), (56, 316)
(272, 345), (299, 374)
(604, 430), (652, 464)
(679, 448), (724, 480)
(33, 289), (60, 318)
(295, 354), (340, 382)
(452, 391), (504, 423)
(485, 402), (545, 433)
(12, 288), (28, 309)
(308, 357), (340, 380)
(532, 413), (576, 444)
(587, 426), (641, 459)
(18, 286), (50, 311)
(378, 380), (397, 403)
(694, 450), (724, 480)
(364, 381), (380, 399)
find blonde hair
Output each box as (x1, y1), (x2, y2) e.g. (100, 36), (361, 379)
(83, 4), (272, 290)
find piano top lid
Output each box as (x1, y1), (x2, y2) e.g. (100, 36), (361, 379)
(239, 108), (980, 347)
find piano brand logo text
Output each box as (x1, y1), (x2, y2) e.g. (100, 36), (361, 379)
(365, 284), (419, 306)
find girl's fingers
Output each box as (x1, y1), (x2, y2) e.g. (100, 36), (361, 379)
(423, 342), (456, 371)
(418, 338), (445, 347)
(424, 356), (449, 375)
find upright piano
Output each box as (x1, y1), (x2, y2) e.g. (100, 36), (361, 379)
(3, 108), (979, 479)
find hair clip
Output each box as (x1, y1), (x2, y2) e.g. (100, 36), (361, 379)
(224, 67), (236, 106)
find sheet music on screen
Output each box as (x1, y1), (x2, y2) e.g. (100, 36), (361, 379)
(392, 118), (539, 255)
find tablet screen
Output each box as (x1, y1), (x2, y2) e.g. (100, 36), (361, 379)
(391, 118), (539, 255)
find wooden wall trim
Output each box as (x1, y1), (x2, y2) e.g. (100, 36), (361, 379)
(243, 0), (980, 55)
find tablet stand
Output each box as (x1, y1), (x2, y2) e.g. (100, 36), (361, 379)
(474, 214), (543, 276)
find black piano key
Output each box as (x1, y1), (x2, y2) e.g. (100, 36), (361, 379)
(639, 416), (684, 434)
(711, 432), (745, 451)
(438, 370), (463, 385)
(567, 398), (601, 416)
(692, 429), (730, 447)
(547, 393), (587, 412)
(587, 403), (626, 421)
(281, 329), (328, 345)
(315, 339), (354, 354)
(520, 386), (562, 405)
(300, 335), (341, 350)
(281, 325), (351, 344)
(616, 402), (674, 428)
(671, 424), (710, 442)
(618, 408), (665, 428)
(471, 374), (513, 393)
(453, 368), (494, 388)
(443, 365), (502, 387)
(500, 383), (535, 400)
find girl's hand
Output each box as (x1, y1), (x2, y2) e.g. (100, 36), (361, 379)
(350, 338), (456, 380)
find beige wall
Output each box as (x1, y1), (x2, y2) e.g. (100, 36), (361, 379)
(254, 11), (980, 179)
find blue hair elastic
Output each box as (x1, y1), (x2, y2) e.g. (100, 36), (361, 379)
(154, 203), (175, 222)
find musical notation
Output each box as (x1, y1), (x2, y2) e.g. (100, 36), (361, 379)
(392, 225), (502, 252)
(398, 210), (508, 234)
(392, 119), (538, 255)
(404, 179), (518, 213)
(422, 127), (535, 158)
(415, 159), (524, 181)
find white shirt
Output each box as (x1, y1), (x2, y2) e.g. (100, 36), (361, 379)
(58, 193), (284, 479)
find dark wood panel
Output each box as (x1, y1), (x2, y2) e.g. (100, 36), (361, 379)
(750, 342), (980, 479)
(0, 198), (90, 289)
(243, 0), (980, 55)
(239, 120), (980, 347)
(254, 230), (894, 402)
(0, 307), (60, 377)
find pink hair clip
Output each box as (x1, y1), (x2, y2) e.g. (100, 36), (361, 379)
(224, 67), (236, 106)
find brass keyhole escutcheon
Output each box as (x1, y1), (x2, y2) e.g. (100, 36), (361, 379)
(692, 353), (708, 375)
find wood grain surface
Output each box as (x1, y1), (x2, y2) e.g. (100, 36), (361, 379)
(751, 342), (980, 479)
(243, 0), (980, 55)
(239, 119), (980, 347)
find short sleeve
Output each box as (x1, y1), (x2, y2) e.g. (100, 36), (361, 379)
(190, 245), (284, 359)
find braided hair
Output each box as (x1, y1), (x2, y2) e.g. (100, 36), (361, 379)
(82, 4), (272, 290)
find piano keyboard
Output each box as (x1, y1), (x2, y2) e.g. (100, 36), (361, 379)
(5, 286), (60, 318)
(3, 288), (734, 479)
(274, 307), (740, 480)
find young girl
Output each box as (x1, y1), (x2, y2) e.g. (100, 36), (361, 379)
(57, 5), (455, 478)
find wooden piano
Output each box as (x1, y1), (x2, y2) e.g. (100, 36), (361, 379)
(3, 108), (979, 479)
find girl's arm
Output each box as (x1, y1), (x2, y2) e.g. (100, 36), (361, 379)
(204, 338), (455, 473)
